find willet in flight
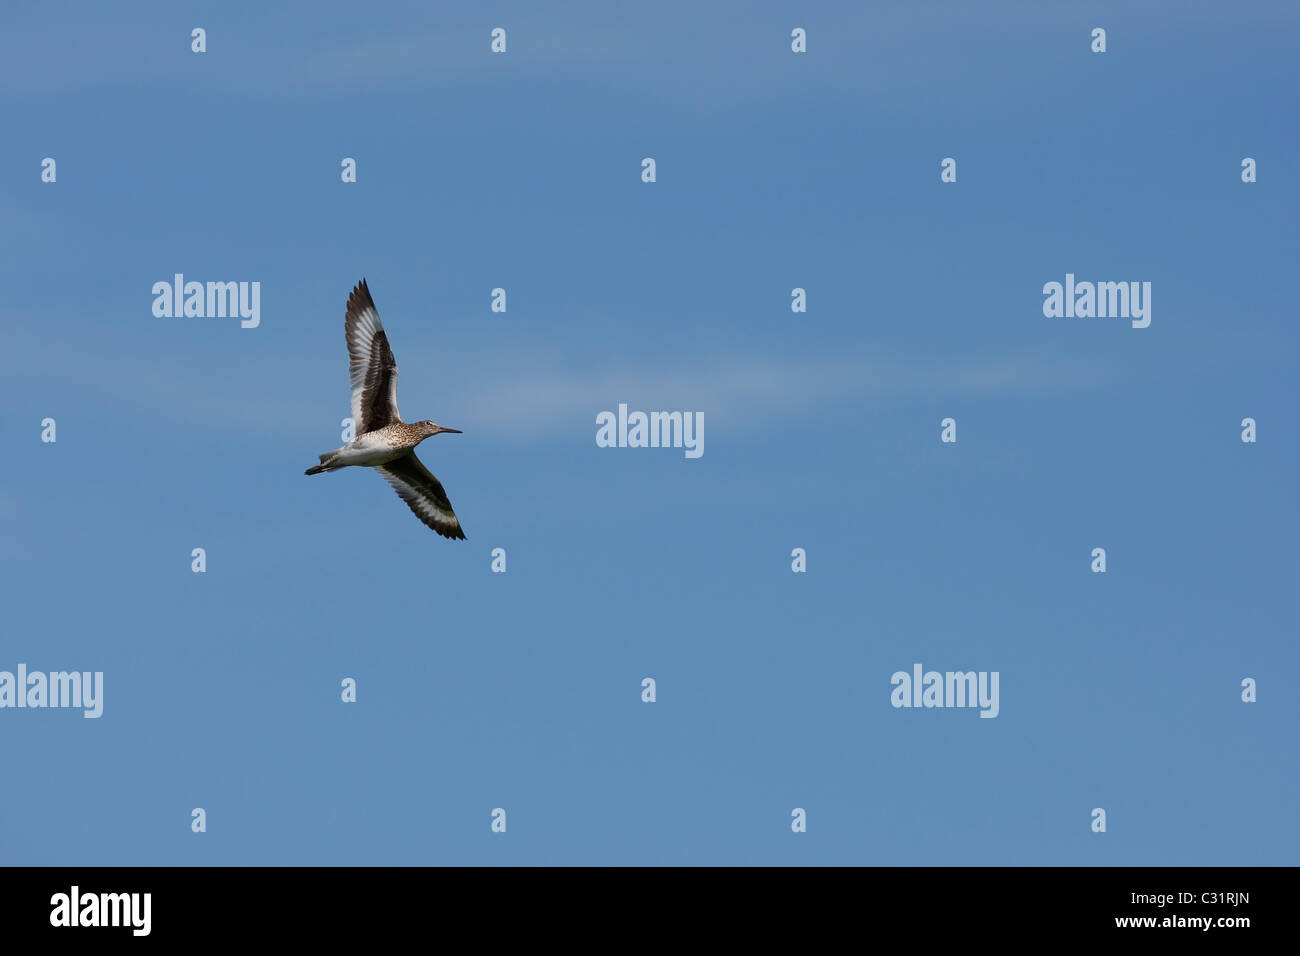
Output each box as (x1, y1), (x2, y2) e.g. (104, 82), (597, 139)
(305, 279), (466, 539)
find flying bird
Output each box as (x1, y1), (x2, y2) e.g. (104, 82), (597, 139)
(305, 279), (466, 539)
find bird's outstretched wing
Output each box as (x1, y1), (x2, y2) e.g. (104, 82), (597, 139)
(375, 451), (466, 539)
(345, 279), (401, 435)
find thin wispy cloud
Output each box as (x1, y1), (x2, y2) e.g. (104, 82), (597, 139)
(0, 314), (1095, 441)
(443, 352), (1101, 438)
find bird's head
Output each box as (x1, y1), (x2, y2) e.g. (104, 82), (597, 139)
(417, 420), (462, 441)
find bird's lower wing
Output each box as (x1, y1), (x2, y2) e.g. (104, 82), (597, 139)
(375, 452), (466, 539)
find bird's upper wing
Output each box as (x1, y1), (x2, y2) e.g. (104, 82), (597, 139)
(345, 279), (401, 435)
(375, 451), (466, 539)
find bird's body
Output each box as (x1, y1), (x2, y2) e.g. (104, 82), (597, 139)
(306, 279), (466, 540)
(323, 423), (440, 469)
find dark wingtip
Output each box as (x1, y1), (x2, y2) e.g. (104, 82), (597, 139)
(347, 279), (375, 318)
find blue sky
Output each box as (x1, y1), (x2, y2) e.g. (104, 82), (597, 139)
(1, 0), (1296, 865)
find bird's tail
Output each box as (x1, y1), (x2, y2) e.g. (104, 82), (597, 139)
(305, 451), (342, 476)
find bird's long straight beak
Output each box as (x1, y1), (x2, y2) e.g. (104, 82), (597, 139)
(439, 426), (462, 434)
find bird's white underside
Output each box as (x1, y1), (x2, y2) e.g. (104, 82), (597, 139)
(331, 432), (407, 468)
